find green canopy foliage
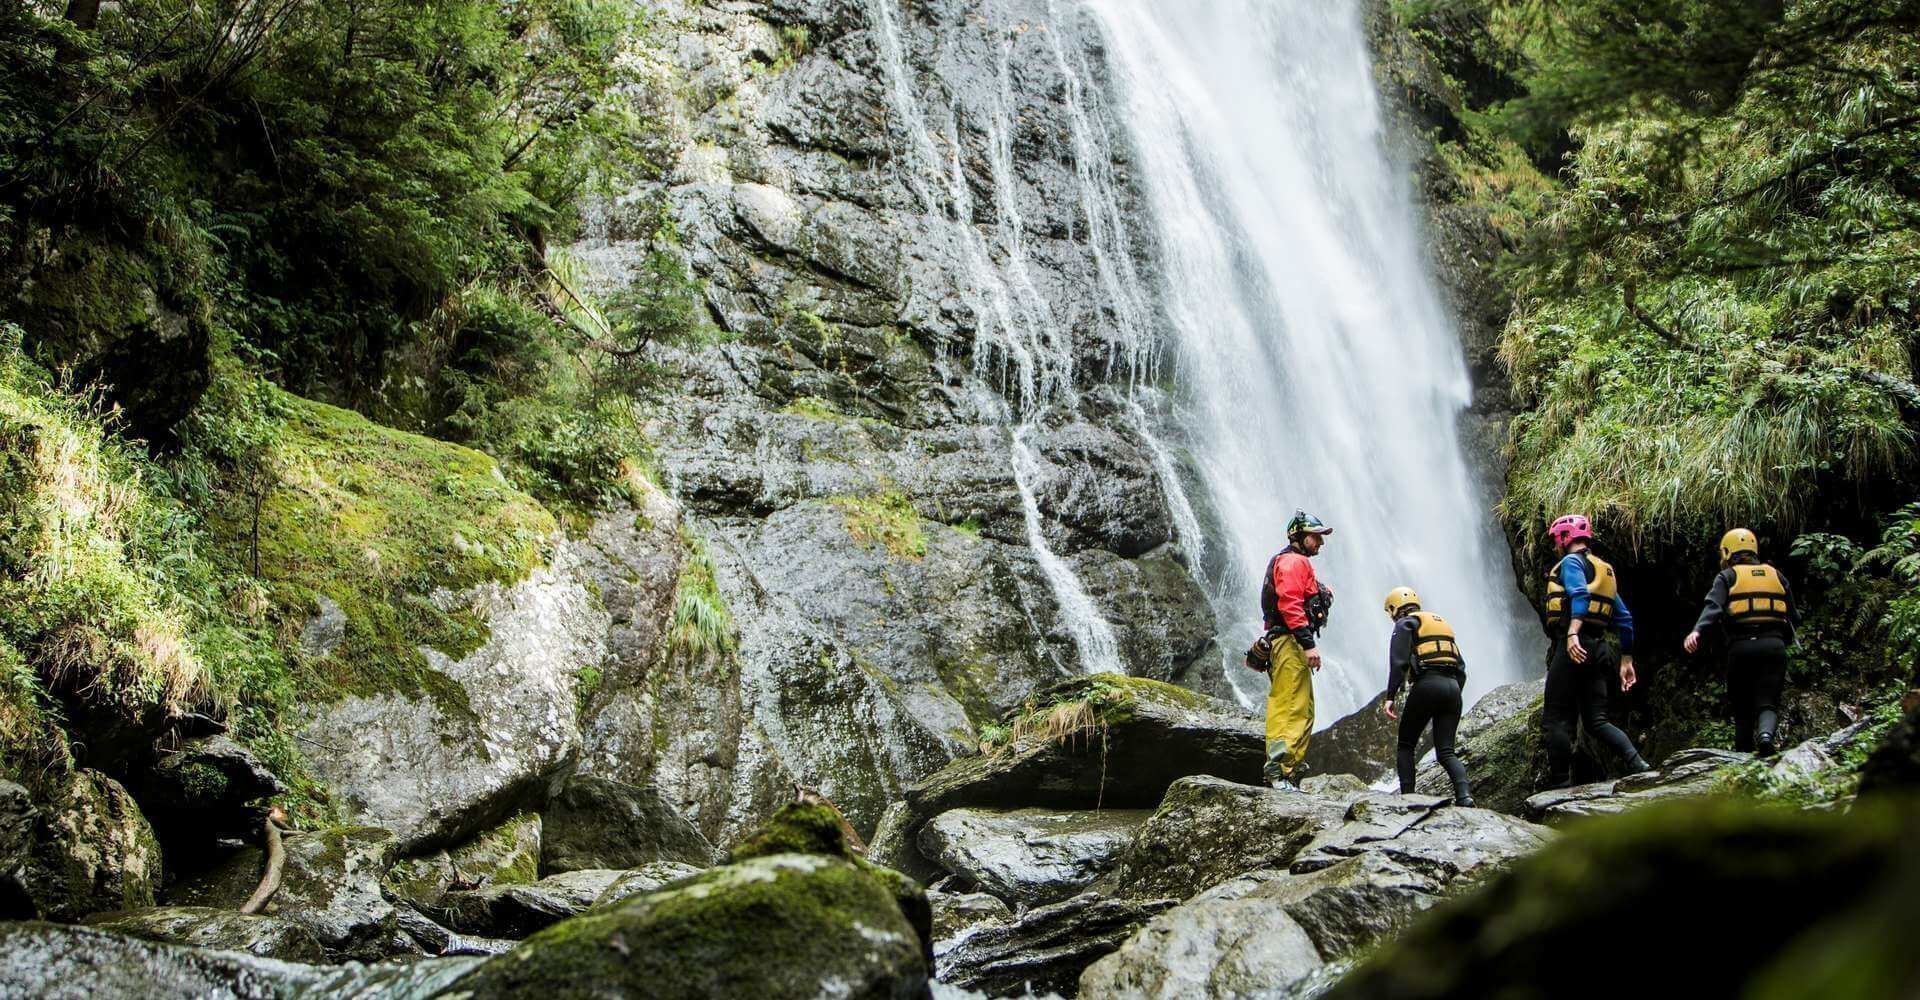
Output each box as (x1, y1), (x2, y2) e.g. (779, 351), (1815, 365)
(0, 0), (656, 397)
(1431, 0), (1920, 555)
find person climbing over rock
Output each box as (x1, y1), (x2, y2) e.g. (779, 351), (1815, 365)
(1379, 587), (1473, 806)
(1257, 509), (1335, 790)
(1682, 529), (1799, 756)
(1539, 513), (1652, 788)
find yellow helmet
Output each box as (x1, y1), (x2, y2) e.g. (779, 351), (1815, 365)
(1720, 528), (1760, 565)
(1383, 586), (1421, 619)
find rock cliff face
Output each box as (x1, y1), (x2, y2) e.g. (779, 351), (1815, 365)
(567, 0), (1245, 840)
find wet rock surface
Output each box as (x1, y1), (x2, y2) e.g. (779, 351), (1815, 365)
(1522, 748), (1748, 823)
(442, 869), (627, 939)
(930, 889), (1014, 942)
(1109, 776), (1348, 902)
(936, 891), (1177, 998)
(0, 922), (310, 1000)
(85, 906), (324, 962)
(918, 807), (1147, 907)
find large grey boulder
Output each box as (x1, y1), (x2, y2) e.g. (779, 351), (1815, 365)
(1081, 854), (1443, 1000)
(442, 869), (627, 939)
(1302, 692), (1413, 783)
(936, 891), (1178, 998)
(297, 541), (607, 854)
(1291, 794), (1552, 880)
(0, 922), (309, 1000)
(450, 854), (930, 999)
(917, 807), (1148, 907)
(170, 826), (400, 962)
(23, 769), (163, 921)
(85, 906), (323, 962)
(540, 777), (719, 874)
(870, 676), (1265, 881)
(591, 861), (704, 907)
(1109, 776), (1348, 902)
(1414, 680), (1547, 814)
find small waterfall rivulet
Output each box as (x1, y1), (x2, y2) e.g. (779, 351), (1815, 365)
(1084, 0), (1535, 716)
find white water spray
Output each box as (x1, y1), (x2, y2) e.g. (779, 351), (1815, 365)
(1084, 0), (1535, 717)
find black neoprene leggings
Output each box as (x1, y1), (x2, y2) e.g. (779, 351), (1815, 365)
(1727, 635), (1787, 751)
(1397, 671), (1469, 798)
(1543, 631), (1642, 781)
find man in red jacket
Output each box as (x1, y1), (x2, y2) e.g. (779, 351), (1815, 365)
(1257, 510), (1334, 789)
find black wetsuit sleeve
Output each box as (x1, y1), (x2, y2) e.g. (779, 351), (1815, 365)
(1693, 569), (1732, 636)
(1385, 617), (1416, 701)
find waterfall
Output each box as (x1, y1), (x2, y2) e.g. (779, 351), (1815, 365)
(871, 0), (1127, 674)
(1083, 0), (1535, 717)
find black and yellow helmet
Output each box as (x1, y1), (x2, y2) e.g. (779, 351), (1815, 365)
(1287, 509), (1333, 541)
(1719, 528), (1760, 566)
(1383, 586), (1421, 619)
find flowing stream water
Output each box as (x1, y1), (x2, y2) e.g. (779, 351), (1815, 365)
(1084, 0), (1534, 717)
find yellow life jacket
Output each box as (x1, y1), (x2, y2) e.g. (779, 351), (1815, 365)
(1544, 552), (1619, 629)
(1727, 564), (1790, 626)
(1409, 611), (1464, 671)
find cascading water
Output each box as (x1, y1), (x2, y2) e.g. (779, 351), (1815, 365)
(870, 0), (1130, 674)
(1082, 0), (1535, 717)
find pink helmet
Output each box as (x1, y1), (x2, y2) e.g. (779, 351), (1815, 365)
(1548, 514), (1593, 549)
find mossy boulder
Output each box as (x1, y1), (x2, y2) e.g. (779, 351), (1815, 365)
(387, 812), (543, 911)
(170, 825), (399, 961)
(23, 769), (162, 921)
(15, 237), (212, 441)
(1324, 797), (1920, 999)
(869, 674), (1262, 880)
(540, 778), (718, 874)
(450, 854), (930, 999)
(212, 389), (601, 852)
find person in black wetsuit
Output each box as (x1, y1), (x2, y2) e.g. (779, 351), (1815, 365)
(1683, 528), (1800, 755)
(1379, 586), (1473, 806)
(1539, 514), (1653, 789)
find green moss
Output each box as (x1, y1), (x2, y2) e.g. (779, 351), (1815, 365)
(209, 384), (556, 709)
(0, 335), (307, 796)
(933, 658), (998, 727)
(779, 395), (849, 423)
(729, 803), (851, 862)
(452, 855), (924, 998)
(1326, 797), (1915, 1000)
(828, 491), (927, 560)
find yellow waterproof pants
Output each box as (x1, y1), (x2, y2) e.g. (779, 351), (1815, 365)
(1264, 635), (1314, 783)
